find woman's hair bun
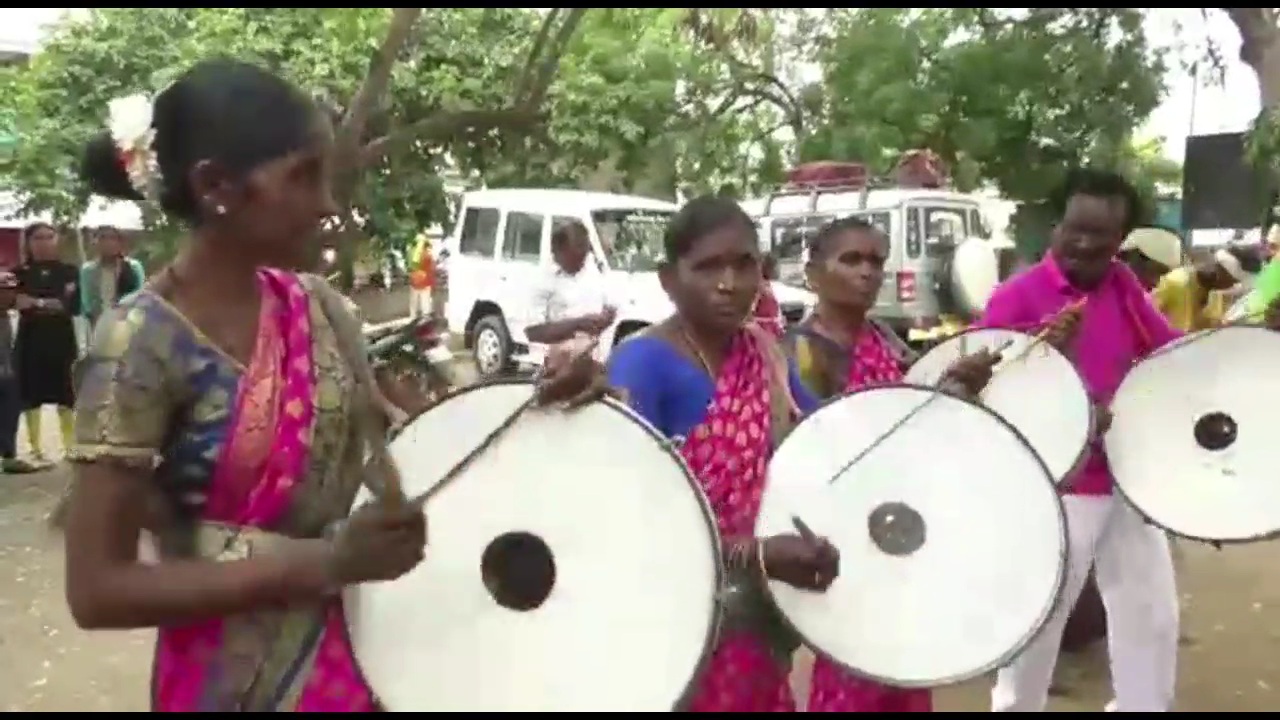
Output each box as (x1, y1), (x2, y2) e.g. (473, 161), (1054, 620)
(80, 131), (145, 201)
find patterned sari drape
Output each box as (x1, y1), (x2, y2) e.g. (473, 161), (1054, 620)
(681, 330), (797, 713)
(152, 269), (375, 712)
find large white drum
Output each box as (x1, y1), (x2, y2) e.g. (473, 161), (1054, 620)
(758, 384), (1066, 687)
(344, 381), (722, 711)
(1108, 326), (1280, 543)
(905, 327), (1093, 485)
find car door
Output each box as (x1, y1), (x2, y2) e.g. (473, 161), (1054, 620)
(496, 209), (549, 348)
(444, 203), (501, 336)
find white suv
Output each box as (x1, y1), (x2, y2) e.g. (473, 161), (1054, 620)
(444, 188), (815, 377)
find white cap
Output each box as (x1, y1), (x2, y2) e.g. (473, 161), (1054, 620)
(1119, 227), (1183, 270)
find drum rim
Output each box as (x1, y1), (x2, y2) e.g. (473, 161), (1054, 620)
(910, 326), (1097, 485)
(760, 381), (1069, 688)
(342, 377), (726, 712)
(1108, 325), (1280, 545)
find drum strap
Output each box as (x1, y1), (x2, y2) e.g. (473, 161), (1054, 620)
(303, 274), (400, 503)
(747, 323), (799, 448)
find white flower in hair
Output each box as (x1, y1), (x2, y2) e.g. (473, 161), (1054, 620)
(106, 93), (159, 200)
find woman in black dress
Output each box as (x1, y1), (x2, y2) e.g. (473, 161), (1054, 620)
(14, 222), (79, 463)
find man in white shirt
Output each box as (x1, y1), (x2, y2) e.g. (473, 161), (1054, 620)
(526, 220), (615, 350)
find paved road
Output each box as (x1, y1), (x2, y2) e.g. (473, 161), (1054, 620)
(4, 399), (1280, 711)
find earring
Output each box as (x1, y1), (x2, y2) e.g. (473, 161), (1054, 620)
(214, 204), (227, 216)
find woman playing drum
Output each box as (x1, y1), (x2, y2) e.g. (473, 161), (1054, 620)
(780, 216), (996, 712)
(60, 59), (600, 712)
(606, 196), (839, 712)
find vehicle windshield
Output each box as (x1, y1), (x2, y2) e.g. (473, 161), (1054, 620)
(769, 214), (833, 287)
(922, 204), (991, 243)
(593, 209), (675, 272)
(769, 211), (892, 287)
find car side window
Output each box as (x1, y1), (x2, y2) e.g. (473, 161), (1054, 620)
(502, 211), (546, 263)
(459, 207), (500, 257)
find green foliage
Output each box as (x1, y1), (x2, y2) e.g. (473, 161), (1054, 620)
(2, 9), (538, 250)
(481, 8), (794, 198)
(2, 7), (791, 261)
(798, 9), (1167, 203)
(2, 6), (1182, 271)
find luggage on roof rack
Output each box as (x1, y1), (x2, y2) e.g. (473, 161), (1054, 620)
(763, 150), (951, 216)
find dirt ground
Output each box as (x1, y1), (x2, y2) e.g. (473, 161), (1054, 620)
(4, 408), (1279, 712)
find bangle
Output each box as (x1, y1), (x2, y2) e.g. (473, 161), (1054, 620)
(726, 536), (759, 571)
(726, 537), (747, 569)
(756, 538), (770, 580)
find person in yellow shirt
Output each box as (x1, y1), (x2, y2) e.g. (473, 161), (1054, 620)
(1151, 245), (1261, 332)
(408, 232), (436, 318)
(1118, 226), (1183, 291)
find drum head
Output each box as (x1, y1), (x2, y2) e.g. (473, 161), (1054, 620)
(758, 385), (1065, 687)
(1108, 326), (1280, 542)
(905, 328), (1092, 484)
(345, 381), (721, 711)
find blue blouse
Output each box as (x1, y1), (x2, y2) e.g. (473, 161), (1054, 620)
(606, 335), (818, 442)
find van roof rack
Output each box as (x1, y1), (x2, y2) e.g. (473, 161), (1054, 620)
(762, 151), (950, 215)
(763, 179), (902, 216)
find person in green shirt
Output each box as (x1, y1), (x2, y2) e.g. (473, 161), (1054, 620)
(78, 225), (145, 331)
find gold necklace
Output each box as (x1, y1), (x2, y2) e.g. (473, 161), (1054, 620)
(679, 325), (716, 378)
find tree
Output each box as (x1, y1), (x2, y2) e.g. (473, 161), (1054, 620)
(1224, 9), (1280, 108)
(4, 7), (805, 272)
(797, 9), (1167, 204)
(475, 8), (801, 199)
(2, 8), (584, 273)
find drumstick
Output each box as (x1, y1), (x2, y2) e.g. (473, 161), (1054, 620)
(364, 402), (409, 508)
(827, 300), (1086, 487)
(985, 297), (1087, 367)
(406, 335), (601, 510)
(408, 394), (539, 509)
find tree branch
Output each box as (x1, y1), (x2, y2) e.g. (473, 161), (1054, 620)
(519, 8), (589, 111)
(514, 8), (562, 104)
(360, 108), (542, 165)
(340, 8), (422, 149)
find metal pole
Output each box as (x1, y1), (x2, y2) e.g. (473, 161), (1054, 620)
(1187, 61), (1200, 141)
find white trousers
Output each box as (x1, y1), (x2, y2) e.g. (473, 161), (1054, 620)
(991, 494), (1179, 712)
(409, 288), (433, 318)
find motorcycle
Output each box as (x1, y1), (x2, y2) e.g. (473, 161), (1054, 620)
(366, 315), (458, 416)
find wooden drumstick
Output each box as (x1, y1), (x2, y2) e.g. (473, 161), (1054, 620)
(363, 400), (409, 509)
(408, 394), (538, 510)
(995, 298), (1087, 364)
(827, 299), (1089, 487)
(406, 334), (602, 510)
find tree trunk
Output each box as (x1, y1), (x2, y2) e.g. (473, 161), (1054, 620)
(1225, 8), (1280, 109)
(1259, 45), (1280, 110)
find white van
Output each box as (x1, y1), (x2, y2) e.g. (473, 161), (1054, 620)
(444, 188), (815, 377)
(742, 186), (1012, 344)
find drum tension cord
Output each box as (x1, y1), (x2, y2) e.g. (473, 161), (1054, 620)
(407, 393), (539, 509)
(396, 339), (606, 508)
(825, 329), (1045, 487)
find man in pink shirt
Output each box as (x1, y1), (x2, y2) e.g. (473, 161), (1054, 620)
(980, 170), (1181, 712)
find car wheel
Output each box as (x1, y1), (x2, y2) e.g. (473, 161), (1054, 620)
(472, 315), (512, 378)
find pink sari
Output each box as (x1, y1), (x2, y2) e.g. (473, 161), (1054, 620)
(682, 330), (797, 713)
(807, 326), (933, 713)
(753, 282), (785, 338)
(152, 269), (375, 712)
